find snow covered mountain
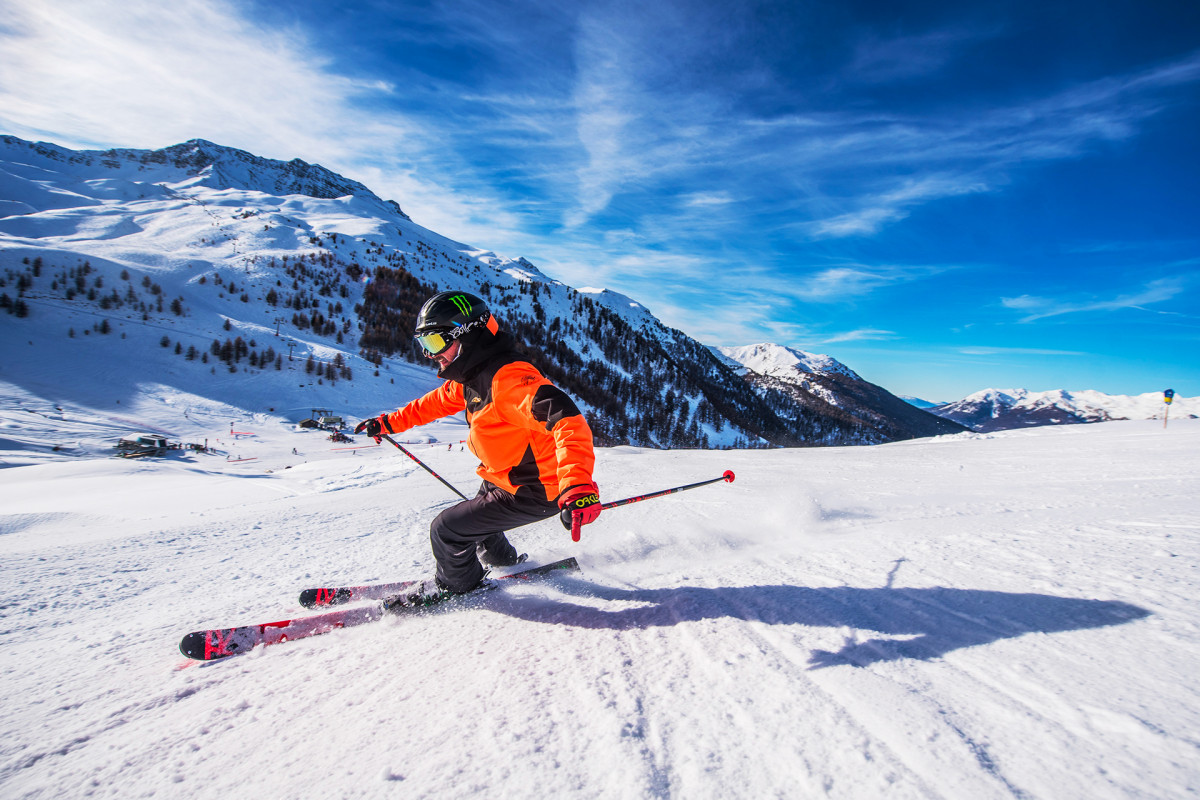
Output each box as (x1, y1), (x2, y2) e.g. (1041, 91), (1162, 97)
(0, 134), (953, 450)
(715, 343), (966, 443)
(931, 387), (1195, 432)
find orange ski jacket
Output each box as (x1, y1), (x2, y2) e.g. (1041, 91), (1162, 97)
(383, 359), (595, 504)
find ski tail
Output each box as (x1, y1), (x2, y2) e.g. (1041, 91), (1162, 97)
(494, 556), (579, 582)
(298, 579), (420, 609)
(298, 587), (352, 608)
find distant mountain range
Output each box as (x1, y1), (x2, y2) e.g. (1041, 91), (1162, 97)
(929, 388), (1195, 432)
(714, 344), (964, 441)
(0, 134), (962, 449)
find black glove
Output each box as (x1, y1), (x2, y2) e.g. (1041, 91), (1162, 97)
(354, 415), (390, 441)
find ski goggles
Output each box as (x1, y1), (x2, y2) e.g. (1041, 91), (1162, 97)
(415, 314), (498, 356)
(415, 328), (457, 356)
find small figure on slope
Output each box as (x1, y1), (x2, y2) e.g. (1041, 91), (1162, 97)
(355, 290), (600, 605)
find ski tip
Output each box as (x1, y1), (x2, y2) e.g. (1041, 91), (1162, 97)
(179, 631), (227, 661)
(179, 627), (250, 661)
(178, 633), (203, 659)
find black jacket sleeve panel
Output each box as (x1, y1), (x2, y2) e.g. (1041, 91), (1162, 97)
(529, 384), (583, 432)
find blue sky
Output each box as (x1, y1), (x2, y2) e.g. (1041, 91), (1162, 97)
(1, 0), (1197, 400)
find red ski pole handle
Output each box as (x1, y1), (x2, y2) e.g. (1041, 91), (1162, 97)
(571, 512), (582, 543)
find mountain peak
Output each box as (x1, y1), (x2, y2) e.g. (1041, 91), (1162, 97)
(715, 342), (860, 380)
(0, 134), (409, 217)
(155, 140), (401, 210)
(577, 287), (656, 329)
(962, 388), (1027, 405)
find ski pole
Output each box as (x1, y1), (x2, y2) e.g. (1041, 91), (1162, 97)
(572, 470), (735, 542)
(380, 434), (469, 500)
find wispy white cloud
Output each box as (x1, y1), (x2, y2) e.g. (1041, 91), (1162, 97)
(561, 6), (731, 230)
(807, 208), (906, 239)
(806, 174), (989, 238)
(563, 11), (658, 229)
(1001, 278), (1188, 322)
(818, 329), (898, 344)
(682, 191), (736, 209)
(785, 262), (958, 302)
(792, 267), (894, 301)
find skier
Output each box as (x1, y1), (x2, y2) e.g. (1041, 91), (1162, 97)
(354, 290), (600, 605)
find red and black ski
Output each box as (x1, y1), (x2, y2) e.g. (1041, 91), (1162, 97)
(179, 557), (580, 661)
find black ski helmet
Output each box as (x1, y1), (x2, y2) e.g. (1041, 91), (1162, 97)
(413, 290), (498, 357)
(415, 291), (489, 333)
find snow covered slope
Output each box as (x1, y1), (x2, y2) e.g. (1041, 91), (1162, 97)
(2, 412), (1197, 798)
(932, 387), (1196, 432)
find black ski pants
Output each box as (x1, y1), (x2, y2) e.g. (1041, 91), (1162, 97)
(430, 480), (559, 592)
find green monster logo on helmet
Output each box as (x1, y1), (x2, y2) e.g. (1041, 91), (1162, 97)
(450, 295), (473, 317)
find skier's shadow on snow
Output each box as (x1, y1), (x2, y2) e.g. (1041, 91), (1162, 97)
(491, 578), (1150, 669)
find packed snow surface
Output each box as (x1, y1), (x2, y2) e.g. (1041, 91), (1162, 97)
(2, 392), (1198, 799)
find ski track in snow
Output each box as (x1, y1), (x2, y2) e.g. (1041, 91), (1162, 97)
(1, 415), (1199, 799)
